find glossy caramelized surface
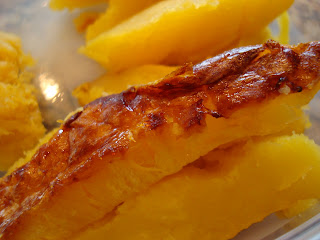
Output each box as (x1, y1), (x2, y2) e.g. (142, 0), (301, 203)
(1, 40), (320, 239)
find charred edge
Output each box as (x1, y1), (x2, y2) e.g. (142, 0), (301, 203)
(157, 82), (176, 90)
(208, 110), (222, 118)
(296, 86), (303, 92)
(184, 99), (223, 129)
(265, 39), (281, 50)
(285, 81), (305, 93)
(283, 48), (301, 69)
(147, 113), (166, 130)
(121, 87), (137, 111)
(64, 111), (82, 128)
(159, 63), (194, 87)
(184, 99), (207, 129)
(149, 64), (198, 93)
(72, 176), (80, 183)
(151, 78), (199, 92)
(276, 76), (288, 89)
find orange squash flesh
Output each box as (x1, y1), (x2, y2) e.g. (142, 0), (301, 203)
(1, 41), (320, 239)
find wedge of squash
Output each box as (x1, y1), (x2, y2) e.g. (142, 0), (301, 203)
(81, 0), (294, 72)
(0, 41), (319, 239)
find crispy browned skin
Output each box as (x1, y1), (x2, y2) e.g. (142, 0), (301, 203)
(1, 40), (320, 238)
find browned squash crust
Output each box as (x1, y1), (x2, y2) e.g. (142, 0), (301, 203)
(1, 40), (320, 239)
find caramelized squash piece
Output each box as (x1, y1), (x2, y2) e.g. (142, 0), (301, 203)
(74, 135), (320, 240)
(50, 0), (107, 10)
(81, 0), (293, 72)
(0, 32), (45, 170)
(73, 64), (178, 106)
(0, 41), (319, 239)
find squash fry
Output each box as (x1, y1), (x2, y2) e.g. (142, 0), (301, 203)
(0, 41), (319, 239)
(81, 0), (294, 72)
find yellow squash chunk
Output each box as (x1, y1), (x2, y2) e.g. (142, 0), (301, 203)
(73, 64), (178, 106)
(1, 42), (319, 240)
(0, 32), (45, 170)
(50, 0), (107, 10)
(81, 0), (293, 72)
(74, 135), (320, 240)
(86, 0), (162, 40)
